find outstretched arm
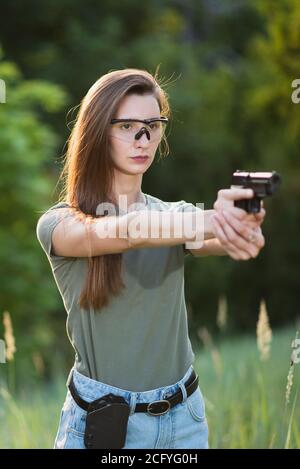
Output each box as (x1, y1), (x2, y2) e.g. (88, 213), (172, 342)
(187, 238), (228, 257)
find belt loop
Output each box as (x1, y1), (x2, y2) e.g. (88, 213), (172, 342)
(178, 381), (187, 403)
(66, 367), (74, 388)
(129, 393), (137, 416)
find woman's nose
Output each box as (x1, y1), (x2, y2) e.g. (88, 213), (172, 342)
(135, 127), (151, 141)
(135, 131), (150, 146)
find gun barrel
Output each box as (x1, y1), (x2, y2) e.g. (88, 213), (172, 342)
(232, 170), (281, 195)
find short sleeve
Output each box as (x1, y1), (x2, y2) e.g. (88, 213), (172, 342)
(36, 204), (75, 262)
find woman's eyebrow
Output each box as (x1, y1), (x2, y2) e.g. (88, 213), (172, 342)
(115, 117), (161, 121)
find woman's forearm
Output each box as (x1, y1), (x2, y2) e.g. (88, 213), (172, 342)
(189, 238), (228, 257)
(126, 209), (216, 249)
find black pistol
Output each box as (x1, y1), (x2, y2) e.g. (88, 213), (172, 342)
(231, 170), (281, 213)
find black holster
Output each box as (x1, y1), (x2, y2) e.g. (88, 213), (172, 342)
(84, 393), (130, 449)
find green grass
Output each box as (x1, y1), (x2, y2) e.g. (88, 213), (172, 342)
(193, 326), (300, 448)
(0, 371), (67, 449)
(0, 326), (299, 448)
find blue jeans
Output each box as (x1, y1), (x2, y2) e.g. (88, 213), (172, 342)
(53, 365), (209, 449)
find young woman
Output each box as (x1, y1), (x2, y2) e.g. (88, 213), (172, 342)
(36, 68), (265, 449)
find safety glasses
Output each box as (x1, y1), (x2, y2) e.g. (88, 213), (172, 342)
(109, 117), (168, 143)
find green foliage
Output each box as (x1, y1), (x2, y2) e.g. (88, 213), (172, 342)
(0, 57), (71, 382)
(0, 0), (299, 386)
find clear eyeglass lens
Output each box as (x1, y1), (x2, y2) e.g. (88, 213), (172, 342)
(111, 120), (166, 142)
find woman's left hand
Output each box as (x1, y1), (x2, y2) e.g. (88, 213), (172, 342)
(210, 206), (266, 260)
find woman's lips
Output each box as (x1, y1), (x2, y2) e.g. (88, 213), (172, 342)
(130, 156), (149, 162)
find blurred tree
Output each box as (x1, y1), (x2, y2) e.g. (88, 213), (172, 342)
(0, 50), (71, 382)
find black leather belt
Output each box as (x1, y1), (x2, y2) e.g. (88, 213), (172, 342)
(68, 370), (199, 417)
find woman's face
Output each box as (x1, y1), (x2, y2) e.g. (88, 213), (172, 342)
(109, 93), (163, 175)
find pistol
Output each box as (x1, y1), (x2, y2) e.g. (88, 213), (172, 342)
(231, 170), (281, 213)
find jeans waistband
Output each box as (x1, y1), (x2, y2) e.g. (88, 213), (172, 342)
(66, 365), (195, 416)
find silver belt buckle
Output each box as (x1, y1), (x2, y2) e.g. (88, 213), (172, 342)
(147, 399), (171, 416)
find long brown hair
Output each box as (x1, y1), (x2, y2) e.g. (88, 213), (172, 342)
(58, 68), (171, 311)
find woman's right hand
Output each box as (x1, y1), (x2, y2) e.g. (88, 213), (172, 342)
(211, 188), (266, 261)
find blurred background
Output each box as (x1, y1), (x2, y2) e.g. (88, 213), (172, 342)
(0, 0), (299, 448)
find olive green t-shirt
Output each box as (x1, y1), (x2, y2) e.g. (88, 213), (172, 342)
(36, 193), (197, 391)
